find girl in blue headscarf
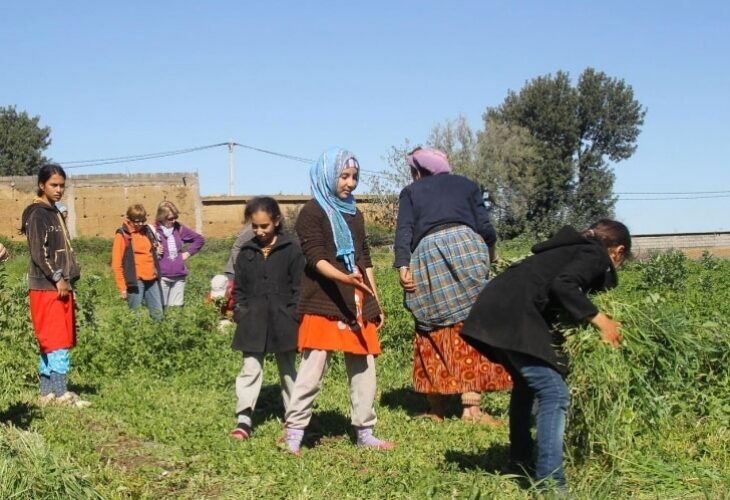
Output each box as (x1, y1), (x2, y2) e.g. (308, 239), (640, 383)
(282, 147), (393, 455)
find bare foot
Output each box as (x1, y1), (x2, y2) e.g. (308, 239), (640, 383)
(461, 406), (503, 426)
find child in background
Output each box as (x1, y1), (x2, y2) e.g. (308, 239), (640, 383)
(209, 274), (235, 328)
(461, 220), (631, 489)
(223, 224), (254, 279)
(20, 163), (89, 407)
(111, 204), (164, 320)
(282, 148), (393, 455)
(230, 197), (305, 440)
(154, 200), (205, 307)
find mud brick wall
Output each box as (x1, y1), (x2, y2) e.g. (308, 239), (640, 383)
(200, 194), (388, 238)
(632, 232), (730, 259)
(0, 172), (201, 240)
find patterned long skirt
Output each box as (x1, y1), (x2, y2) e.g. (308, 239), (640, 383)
(407, 225), (511, 394)
(412, 322), (512, 394)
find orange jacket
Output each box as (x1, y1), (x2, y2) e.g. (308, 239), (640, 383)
(111, 222), (158, 292)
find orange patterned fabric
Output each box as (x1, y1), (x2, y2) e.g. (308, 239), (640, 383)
(297, 288), (381, 355)
(412, 322), (512, 394)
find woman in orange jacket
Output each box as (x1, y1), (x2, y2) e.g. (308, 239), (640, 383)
(111, 204), (163, 320)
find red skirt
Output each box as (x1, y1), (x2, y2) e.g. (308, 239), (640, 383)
(412, 322), (512, 394)
(29, 290), (76, 353)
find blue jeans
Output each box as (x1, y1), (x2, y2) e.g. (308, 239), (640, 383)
(503, 350), (570, 488)
(127, 279), (164, 320)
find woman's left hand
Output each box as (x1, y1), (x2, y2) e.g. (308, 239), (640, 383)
(182, 251), (190, 261)
(399, 267), (416, 293)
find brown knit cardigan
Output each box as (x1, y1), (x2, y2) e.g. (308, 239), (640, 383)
(295, 199), (382, 322)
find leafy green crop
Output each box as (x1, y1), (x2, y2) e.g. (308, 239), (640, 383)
(0, 240), (727, 498)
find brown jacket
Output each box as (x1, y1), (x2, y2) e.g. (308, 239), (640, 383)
(295, 199), (381, 322)
(21, 200), (81, 291)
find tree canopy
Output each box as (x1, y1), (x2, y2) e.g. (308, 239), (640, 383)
(403, 68), (646, 238)
(483, 68), (646, 236)
(0, 106), (52, 176)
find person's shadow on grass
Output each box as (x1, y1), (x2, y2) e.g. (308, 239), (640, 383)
(380, 386), (428, 414)
(444, 444), (533, 489)
(306, 410), (352, 448)
(253, 385), (351, 448)
(0, 401), (42, 429)
(253, 383), (286, 424)
(444, 443), (510, 472)
(380, 385), (465, 418)
(68, 383), (99, 396)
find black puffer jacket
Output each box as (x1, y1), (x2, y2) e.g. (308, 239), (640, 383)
(21, 201), (81, 291)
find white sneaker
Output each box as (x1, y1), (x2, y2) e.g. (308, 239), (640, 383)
(55, 391), (92, 408)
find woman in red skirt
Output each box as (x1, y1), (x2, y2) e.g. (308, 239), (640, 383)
(394, 147), (511, 424)
(20, 164), (88, 408)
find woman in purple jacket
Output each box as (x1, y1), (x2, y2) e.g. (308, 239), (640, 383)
(155, 201), (205, 306)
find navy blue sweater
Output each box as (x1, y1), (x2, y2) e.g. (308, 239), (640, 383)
(394, 174), (497, 268)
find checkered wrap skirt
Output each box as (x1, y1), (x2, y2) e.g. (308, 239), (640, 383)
(405, 225), (489, 332)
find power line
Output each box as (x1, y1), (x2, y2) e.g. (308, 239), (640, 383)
(52, 143), (730, 200)
(233, 143), (313, 164)
(616, 190), (730, 195)
(59, 143), (228, 168)
(618, 194), (730, 201)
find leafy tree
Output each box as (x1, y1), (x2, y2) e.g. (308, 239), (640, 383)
(367, 140), (415, 229)
(572, 68), (646, 227)
(485, 68), (646, 235)
(427, 115), (478, 176)
(477, 116), (542, 236)
(0, 106), (52, 176)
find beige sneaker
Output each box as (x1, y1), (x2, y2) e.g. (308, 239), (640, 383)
(55, 391), (92, 408)
(38, 393), (56, 407)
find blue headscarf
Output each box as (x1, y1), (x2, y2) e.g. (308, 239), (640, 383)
(310, 147), (359, 273)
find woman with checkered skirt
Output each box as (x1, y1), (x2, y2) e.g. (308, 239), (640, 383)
(394, 147), (511, 424)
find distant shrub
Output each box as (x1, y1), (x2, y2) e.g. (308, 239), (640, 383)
(636, 249), (688, 291)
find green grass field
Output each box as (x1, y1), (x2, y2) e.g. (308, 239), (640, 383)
(0, 237), (728, 499)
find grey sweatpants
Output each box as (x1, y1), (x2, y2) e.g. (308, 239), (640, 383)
(235, 351), (297, 424)
(285, 349), (377, 429)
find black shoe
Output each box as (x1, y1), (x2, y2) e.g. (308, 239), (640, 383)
(499, 460), (534, 477)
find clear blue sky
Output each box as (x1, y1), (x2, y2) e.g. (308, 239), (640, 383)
(3, 1), (729, 234)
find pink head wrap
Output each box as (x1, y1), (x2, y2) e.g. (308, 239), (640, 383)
(406, 147), (451, 175)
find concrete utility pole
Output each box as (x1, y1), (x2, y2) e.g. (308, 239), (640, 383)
(228, 140), (235, 195)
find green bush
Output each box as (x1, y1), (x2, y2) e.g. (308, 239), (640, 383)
(636, 249), (689, 291)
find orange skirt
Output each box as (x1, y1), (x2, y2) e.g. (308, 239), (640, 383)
(298, 314), (381, 354)
(412, 322), (512, 394)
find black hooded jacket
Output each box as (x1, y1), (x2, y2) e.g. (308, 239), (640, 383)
(21, 200), (81, 291)
(461, 226), (617, 374)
